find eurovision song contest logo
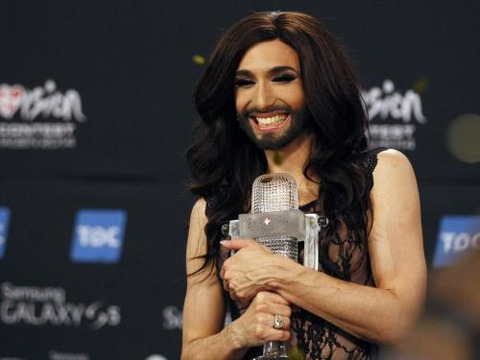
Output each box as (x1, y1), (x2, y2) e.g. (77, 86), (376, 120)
(362, 79), (427, 151)
(0, 79), (86, 149)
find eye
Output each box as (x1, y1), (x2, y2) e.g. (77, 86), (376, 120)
(234, 78), (255, 88)
(273, 74), (297, 83)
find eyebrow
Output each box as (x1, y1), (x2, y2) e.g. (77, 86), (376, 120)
(235, 66), (299, 77)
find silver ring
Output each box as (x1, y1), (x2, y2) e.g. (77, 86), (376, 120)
(273, 314), (283, 329)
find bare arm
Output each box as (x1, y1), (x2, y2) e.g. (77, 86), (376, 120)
(181, 199), (245, 360)
(181, 199), (291, 360)
(221, 150), (427, 345)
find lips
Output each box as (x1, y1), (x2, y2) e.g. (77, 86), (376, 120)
(249, 112), (290, 131)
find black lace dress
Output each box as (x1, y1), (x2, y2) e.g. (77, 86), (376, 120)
(215, 150), (384, 360)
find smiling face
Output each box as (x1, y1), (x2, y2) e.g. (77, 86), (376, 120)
(234, 39), (310, 150)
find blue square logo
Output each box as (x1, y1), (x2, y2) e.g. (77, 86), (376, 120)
(70, 209), (127, 263)
(0, 207), (11, 259)
(433, 215), (480, 268)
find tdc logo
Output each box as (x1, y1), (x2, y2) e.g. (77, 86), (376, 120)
(433, 215), (480, 267)
(0, 207), (11, 259)
(70, 209), (127, 263)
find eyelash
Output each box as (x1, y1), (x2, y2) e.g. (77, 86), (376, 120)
(234, 79), (255, 87)
(274, 74), (296, 82)
(234, 74), (297, 87)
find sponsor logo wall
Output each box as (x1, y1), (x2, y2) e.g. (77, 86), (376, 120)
(0, 1), (479, 359)
(1, 282), (121, 330)
(0, 208), (10, 260)
(70, 210), (127, 264)
(433, 216), (480, 267)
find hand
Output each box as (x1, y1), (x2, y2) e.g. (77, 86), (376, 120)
(220, 239), (279, 303)
(227, 291), (291, 348)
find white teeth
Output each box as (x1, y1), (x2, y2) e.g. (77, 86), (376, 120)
(256, 114), (287, 126)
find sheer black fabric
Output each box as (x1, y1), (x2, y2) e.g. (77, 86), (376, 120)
(213, 149), (386, 360)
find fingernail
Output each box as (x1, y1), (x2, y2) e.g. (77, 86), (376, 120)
(220, 240), (227, 246)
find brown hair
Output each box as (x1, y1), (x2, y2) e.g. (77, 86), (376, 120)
(188, 11), (370, 279)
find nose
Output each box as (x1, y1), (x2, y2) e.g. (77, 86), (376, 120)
(253, 80), (274, 111)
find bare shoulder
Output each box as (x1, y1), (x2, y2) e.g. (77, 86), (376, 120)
(375, 149), (414, 174)
(370, 148), (420, 222)
(372, 149), (417, 190)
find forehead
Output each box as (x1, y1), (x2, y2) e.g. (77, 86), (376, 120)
(237, 39), (300, 72)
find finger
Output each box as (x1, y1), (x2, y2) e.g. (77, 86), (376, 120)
(267, 303), (292, 318)
(265, 329), (291, 343)
(220, 239), (256, 250)
(271, 314), (291, 330)
(253, 313), (291, 342)
(229, 291), (239, 301)
(220, 258), (228, 279)
(224, 281), (243, 302)
(255, 291), (290, 306)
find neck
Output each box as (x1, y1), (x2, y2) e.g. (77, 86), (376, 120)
(264, 132), (319, 205)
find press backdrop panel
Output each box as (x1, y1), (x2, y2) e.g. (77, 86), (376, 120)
(0, 179), (189, 359)
(0, 1), (479, 359)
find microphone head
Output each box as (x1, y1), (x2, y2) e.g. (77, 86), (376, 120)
(251, 173), (299, 261)
(251, 173), (299, 213)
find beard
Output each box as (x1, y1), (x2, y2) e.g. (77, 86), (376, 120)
(238, 106), (312, 150)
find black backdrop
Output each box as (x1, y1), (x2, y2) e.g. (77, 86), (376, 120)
(1, 1), (479, 359)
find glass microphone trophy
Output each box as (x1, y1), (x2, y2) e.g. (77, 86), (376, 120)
(226, 173), (327, 360)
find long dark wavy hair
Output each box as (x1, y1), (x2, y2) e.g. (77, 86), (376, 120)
(187, 11), (371, 278)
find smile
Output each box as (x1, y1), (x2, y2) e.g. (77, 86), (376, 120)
(251, 113), (290, 130)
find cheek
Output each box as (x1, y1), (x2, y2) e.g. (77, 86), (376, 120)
(284, 86), (306, 109)
(235, 92), (248, 113)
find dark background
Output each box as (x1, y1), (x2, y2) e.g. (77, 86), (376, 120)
(0, 1), (479, 359)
